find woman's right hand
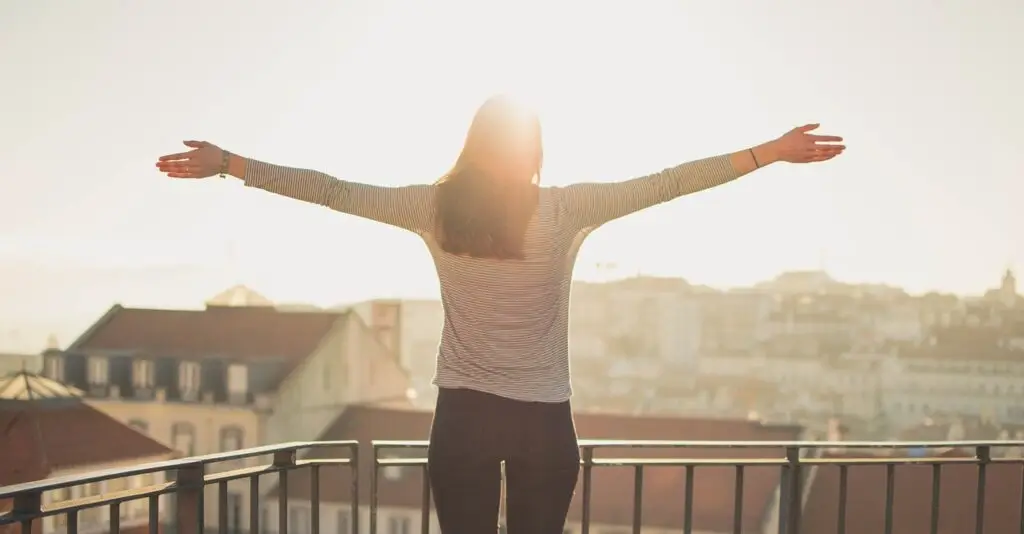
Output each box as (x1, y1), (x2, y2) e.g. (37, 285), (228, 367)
(156, 140), (227, 179)
(764, 124), (846, 164)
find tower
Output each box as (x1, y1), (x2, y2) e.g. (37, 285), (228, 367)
(1000, 268), (1017, 307)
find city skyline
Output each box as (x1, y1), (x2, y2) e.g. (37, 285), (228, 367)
(0, 264), (1016, 354)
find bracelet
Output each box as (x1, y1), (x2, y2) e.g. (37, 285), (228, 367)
(219, 150), (231, 178)
(749, 148), (760, 169)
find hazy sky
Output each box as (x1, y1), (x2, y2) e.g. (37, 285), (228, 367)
(1, 0), (1022, 343)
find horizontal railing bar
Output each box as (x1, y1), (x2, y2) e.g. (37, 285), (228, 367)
(299, 458), (353, 467)
(203, 464), (284, 485)
(201, 458), (350, 485)
(0, 440), (357, 498)
(0, 482), (176, 525)
(372, 456), (1024, 469)
(378, 458), (429, 467)
(592, 457), (1024, 467)
(373, 439), (1024, 449)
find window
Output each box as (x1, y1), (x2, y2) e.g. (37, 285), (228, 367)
(51, 487), (72, 528)
(382, 461), (403, 481)
(131, 474), (155, 518)
(179, 361), (201, 393)
(227, 492), (243, 534)
(171, 422), (197, 456)
(227, 364), (248, 394)
(337, 510), (351, 534)
(289, 506), (311, 534)
(387, 515), (410, 534)
(87, 356), (109, 385)
(220, 426), (244, 452)
(80, 483), (102, 525)
(43, 356), (64, 381)
(106, 478), (130, 519)
(132, 359), (154, 388)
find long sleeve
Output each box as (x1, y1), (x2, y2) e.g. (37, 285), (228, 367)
(556, 154), (741, 231)
(242, 159), (435, 234)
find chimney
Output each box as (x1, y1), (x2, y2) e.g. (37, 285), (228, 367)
(370, 301), (402, 354)
(826, 417), (847, 454)
(46, 334), (61, 351)
(202, 391), (216, 404)
(155, 387), (167, 402)
(826, 418), (846, 441)
(253, 394), (273, 412)
(109, 385), (121, 400)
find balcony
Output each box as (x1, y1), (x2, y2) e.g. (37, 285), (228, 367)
(1, 440), (1022, 534)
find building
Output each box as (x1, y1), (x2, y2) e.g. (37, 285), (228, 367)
(40, 301), (412, 533)
(265, 406), (805, 534)
(347, 299), (444, 407)
(0, 371), (174, 534)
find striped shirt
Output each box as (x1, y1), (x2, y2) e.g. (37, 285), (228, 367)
(243, 155), (741, 403)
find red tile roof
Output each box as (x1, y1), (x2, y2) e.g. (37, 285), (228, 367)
(271, 406), (802, 532)
(70, 304), (345, 361)
(801, 450), (1023, 534)
(0, 373), (173, 486)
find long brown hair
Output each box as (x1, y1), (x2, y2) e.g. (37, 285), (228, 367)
(435, 95), (543, 260)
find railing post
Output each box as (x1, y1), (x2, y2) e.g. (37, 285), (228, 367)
(173, 463), (206, 534)
(780, 446), (802, 534)
(350, 443), (360, 534)
(580, 446), (594, 534)
(370, 445), (379, 534)
(274, 450), (297, 534)
(12, 489), (41, 534)
(975, 445), (991, 534)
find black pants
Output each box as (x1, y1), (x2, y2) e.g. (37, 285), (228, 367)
(428, 387), (580, 534)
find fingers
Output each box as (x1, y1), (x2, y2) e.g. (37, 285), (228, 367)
(805, 148), (844, 163)
(158, 149), (199, 162)
(795, 123), (820, 133)
(808, 134), (843, 143)
(789, 144), (845, 164)
(156, 161), (201, 170)
(155, 161), (210, 178)
(183, 140), (211, 148)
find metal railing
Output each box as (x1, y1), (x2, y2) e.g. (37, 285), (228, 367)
(2, 440), (1023, 534)
(0, 441), (358, 534)
(372, 440), (1024, 534)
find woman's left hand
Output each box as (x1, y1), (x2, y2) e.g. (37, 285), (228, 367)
(156, 140), (226, 179)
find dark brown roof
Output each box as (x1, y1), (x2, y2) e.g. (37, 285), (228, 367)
(0, 384), (173, 485)
(70, 304), (345, 361)
(272, 406), (802, 532)
(801, 451), (1023, 534)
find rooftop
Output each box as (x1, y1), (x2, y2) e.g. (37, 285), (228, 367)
(67, 303), (347, 361)
(0, 371), (173, 486)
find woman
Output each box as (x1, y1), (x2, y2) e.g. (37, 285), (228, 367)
(156, 95), (844, 533)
